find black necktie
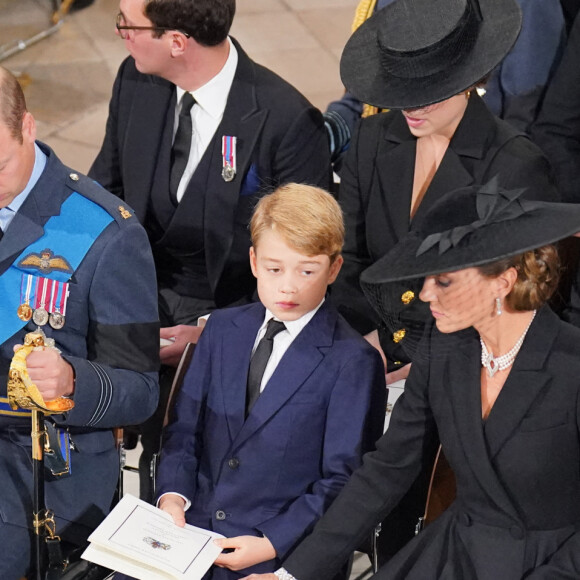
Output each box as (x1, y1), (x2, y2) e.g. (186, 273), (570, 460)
(246, 319), (286, 415)
(169, 92), (196, 204)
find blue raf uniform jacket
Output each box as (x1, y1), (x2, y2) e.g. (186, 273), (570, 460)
(0, 142), (160, 542)
(155, 301), (386, 579)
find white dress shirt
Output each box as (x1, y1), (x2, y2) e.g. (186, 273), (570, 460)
(253, 300), (324, 392)
(173, 37), (238, 202)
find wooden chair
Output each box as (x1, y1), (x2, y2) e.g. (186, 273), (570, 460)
(150, 342), (196, 498)
(415, 444), (456, 534)
(115, 342), (196, 502)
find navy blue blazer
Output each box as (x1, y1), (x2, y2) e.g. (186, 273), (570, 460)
(156, 301), (386, 578)
(0, 143), (159, 544)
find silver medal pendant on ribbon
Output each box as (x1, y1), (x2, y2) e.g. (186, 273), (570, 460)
(32, 276), (51, 326)
(48, 279), (69, 330)
(221, 135), (237, 182)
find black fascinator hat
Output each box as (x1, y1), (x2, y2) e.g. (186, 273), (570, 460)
(361, 178), (580, 287)
(340, 0), (522, 109)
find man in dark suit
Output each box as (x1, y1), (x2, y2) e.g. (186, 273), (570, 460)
(89, 0), (331, 501)
(0, 66), (159, 579)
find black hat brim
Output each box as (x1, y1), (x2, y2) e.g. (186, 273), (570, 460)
(361, 204), (580, 285)
(341, 0), (522, 110)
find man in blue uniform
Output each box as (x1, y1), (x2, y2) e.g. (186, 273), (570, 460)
(0, 65), (160, 579)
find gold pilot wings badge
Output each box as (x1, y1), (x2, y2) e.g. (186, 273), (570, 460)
(19, 249), (73, 275)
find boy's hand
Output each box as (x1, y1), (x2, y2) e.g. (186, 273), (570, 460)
(158, 494), (186, 527)
(213, 536), (276, 571)
(240, 575), (278, 580)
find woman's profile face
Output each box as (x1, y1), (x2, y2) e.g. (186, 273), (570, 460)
(402, 93), (469, 139)
(419, 267), (497, 333)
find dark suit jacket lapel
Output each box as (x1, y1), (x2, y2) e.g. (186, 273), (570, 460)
(411, 96), (492, 225)
(444, 328), (520, 520)
(232, 303), (336, 451)
(124, 74), (174, 222)
(219, 304), (265, 443)
(483, 307), (557, 459)
(373, 96), (491, 240)
(374, 113), (415, 243)
(203, 41), (268, 291)
(0, 145), (68, 272)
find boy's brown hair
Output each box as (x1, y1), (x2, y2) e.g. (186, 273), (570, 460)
(250, 183), (344, 263)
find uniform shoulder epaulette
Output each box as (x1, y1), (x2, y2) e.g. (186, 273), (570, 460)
(66, 171), (136, 226)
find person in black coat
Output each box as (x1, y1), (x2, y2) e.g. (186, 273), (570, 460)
(328, 0), (559, 385)
(243, 182), (580, 580)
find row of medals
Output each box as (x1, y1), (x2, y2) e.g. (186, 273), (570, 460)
(17, 302), (65, 330)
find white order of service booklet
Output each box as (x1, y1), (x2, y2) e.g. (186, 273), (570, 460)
(82, 494), (224, 580)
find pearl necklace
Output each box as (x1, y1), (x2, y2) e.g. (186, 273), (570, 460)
(480, 310), (536, 378)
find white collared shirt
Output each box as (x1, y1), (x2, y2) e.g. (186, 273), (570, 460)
(173, 37), (238, 202)
(253, 300), (325, 392)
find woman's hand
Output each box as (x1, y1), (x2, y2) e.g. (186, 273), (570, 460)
(386, 362), (412, 385)
(364, 329), (387, 371)
(213, 535), (276, 571)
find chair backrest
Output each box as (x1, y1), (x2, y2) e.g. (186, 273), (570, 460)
(149, 342), (196, 498)
(162, 342), (196, 430)
(415, 444), (456, 534)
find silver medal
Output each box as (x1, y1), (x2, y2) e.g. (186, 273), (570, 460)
(32, 307), (49, 326)
(222, 164), (235, 182)
(49, 312), (65, 330)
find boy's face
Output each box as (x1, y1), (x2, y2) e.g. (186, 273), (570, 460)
(249, 229), (343, 322)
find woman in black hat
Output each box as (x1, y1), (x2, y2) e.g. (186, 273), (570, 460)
(242, 182), (580, 580)
(331, 0), (560, 385)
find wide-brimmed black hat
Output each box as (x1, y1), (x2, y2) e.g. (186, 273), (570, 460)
(360, 178), (580, 287)
(341, 0), (522, 109)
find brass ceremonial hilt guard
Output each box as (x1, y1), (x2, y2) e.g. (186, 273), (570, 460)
(7, 330), (75, 417)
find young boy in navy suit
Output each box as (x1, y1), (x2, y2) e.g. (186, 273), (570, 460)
(154, 184), (386, 579)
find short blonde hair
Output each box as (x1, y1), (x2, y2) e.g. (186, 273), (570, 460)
(250, 183), (344, 263)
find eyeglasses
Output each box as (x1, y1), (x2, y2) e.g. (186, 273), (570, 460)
(115, 12), (190, 40)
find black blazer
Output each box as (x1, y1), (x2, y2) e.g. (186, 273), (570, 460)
(89, 39), (331, 308)
(332, 95), (559, 366)
(284, 307), (580, 579)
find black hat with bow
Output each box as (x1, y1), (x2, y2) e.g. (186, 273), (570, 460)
(340, 0), (522, 109)
(360, 178), (580, 287)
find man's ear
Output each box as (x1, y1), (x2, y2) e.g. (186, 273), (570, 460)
(169, 32), (189, 57)
(21, 111), (36, 144)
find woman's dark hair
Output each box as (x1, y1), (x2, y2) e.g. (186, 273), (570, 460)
(145, 0), (235, 46)
(478, 244), (560, 311)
